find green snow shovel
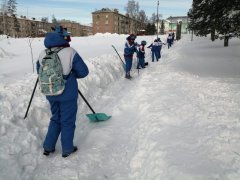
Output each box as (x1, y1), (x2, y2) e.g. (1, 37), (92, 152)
(78, 89), (111, 122)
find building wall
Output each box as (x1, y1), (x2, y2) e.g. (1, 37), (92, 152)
(92, 9), (145, 35)
(92, 11), (115, 34)
(0, 15), (92, 37)
(156, 16), (189, 34)
(166, 16), (189, 34)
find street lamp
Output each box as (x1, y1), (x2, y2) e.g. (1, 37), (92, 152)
(170, 16), (172, 32)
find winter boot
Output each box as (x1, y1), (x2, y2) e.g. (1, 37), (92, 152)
(43, 149), (55, 156)
(125, 72), (132, 79)
(62, 146), (78, 158)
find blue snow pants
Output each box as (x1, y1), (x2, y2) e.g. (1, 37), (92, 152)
(125, 58), (133, 74)
(43, 98), (78, 154)
(158, 46), (162, 59)
(168, 42), (172, 49)
(137, 57), (145, 68)
(152, 51), (159, 62)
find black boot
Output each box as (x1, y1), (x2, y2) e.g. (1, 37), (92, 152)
(62, 146), (78, 158)
(125, 72), (132, 79)
(43, 149), (55, 156)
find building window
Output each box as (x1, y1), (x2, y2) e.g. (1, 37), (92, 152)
(105, 20), (108, 25)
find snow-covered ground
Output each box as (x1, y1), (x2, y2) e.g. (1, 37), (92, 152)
(0, 33), (240, 180)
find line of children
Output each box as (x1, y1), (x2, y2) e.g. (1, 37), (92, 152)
(147, 37), (165, 62)
(123, 34), (169, 79)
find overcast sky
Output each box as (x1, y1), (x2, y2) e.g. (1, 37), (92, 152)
(16, 0), (192, 24)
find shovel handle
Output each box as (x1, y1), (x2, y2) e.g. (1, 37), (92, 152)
(24, 78), (39, 119)
(112, 45), (125, 65)
(78, 89), (96, 114)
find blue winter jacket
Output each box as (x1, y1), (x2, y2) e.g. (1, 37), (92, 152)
(167, 36), (173, 44)
(124, 42), (137, 60)
(36, 32), (89, 101)
(147, 41), (159, 52)
(137, 45), (145, 58)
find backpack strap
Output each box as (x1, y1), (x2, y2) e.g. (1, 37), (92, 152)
(45, 47), (65, 54)
(55, 47), (65, 53)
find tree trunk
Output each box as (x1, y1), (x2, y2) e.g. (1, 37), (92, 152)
(224, 35), (229, 47)
(176, 21), (182, 40)
(210, 30), (215, 41)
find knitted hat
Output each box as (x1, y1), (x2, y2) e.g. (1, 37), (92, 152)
(141, 40), (147, 45)
(126, 34), (136, 41)
(51, 24), (71, 42)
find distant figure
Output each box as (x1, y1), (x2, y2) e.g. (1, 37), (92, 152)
(124, 34), (138, 79)
(36, 25), (89, 158)
(167, 34), (173, 49)
(147, 39), (159, 62)
(172, 32), (175, 43)
(157, 37), (165, 59)
(137, 40), (147, 69)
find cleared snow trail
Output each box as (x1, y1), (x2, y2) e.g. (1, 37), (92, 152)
(32, 39), (240, 180)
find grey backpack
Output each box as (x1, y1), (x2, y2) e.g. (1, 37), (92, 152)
(39, 47), (65, 96)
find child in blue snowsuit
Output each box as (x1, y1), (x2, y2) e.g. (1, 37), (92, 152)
(137, 40), (147, 69)
(124, 34), (138, 79)
(36, 25), (89, 157)
(167, 34), (173, 49)
(157, 37), (164, 59)
(147, 39), (159, 62)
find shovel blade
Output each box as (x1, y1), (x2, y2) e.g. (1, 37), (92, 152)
(86, 113), (111, 122)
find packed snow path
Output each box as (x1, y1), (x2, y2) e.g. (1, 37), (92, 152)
(1, 35), (240, 180)
(34, 41), (240, 180)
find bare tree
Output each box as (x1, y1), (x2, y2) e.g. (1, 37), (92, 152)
(26, 37), (35, 73)
(7, 0), (20, 37)
(138, 9), (148, 23)
(0, 0), (7, 34)
(125, 0), (139, 19)
(52, 14), (58, 26)
(150, 13), (162, 23)
(150, 13), (157, 23)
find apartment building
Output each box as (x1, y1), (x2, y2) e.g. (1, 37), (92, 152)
(92, 8), (145, 35)
(0, 15), (92, 37)
(155, 16), (189, 34)
(59, 20), (93, 36)
(165, 16), (189, 34)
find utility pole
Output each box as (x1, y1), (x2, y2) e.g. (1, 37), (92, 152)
(170, 16), (172, 32)
(156, 1), (159, 38)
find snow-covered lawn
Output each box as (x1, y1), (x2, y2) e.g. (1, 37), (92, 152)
(0, 34), (240, 180)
